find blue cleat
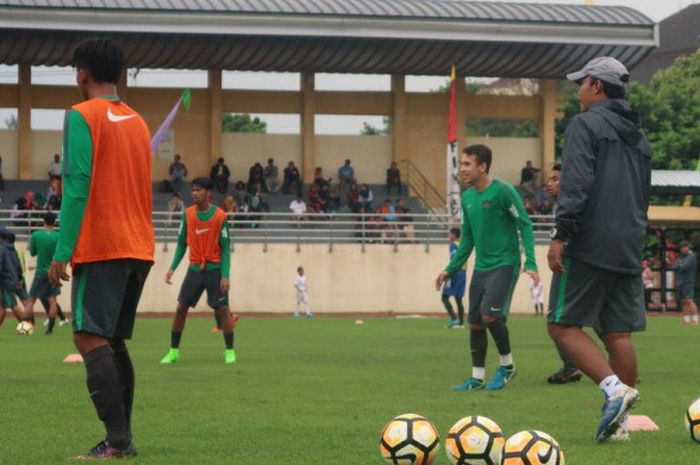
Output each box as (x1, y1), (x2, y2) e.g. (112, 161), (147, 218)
(451, 377), (485, 391)
(596, 386), (639, 443)
(484, 366), (517, 390)
(446, 320), (459, 329)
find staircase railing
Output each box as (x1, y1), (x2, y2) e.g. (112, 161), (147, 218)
(398, 159), (447, 214)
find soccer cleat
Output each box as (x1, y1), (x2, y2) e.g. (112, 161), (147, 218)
(445, 320), (459, 329)
(595, 385), (639, 443)
(74, 440), (138, 460)
(42, 319), (49, 327)
(691, 319), (699, 327)
(452, 324), (465, 329)
(59, 319), (70, 327)
(306, 312), (313, 319)
(609, 416), (630, 443)
(294, 313), (300, 318)
(160, 348), (180, 364)
(484, 366), (517, 391)
(450, 377), (485, 391)
(547, 367), (583, 384)
(224, 349), (237, 364)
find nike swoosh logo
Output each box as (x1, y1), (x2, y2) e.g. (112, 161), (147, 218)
(537, 441), (554, 463)
(490, 307), (501, 312)
(195, 228), (209, 235)
(107, 107), (137, 123)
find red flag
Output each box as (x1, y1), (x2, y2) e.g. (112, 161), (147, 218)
(448, 64), (457, 144)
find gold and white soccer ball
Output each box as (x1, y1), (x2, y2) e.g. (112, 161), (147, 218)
(16, 321), (34, 336)
(379, 413), (440, 465)
(685, 397), (700, 443)
(445, 416), (505, 465)
(500, 430), (564, 465)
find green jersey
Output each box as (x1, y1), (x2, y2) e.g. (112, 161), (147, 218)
(445, 179), (537, 274)
(170, 206), (231, 278)
(29, 229), (60, 275)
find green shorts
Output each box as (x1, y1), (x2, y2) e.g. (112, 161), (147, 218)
(548, 257), (646, 333)
(72, 259), (152, 339)
(178, 268), (229, 309)
(29, 273), (61, 300)
(2, 289), (17, 308)
(468, 265), (519, 324)
(677, 282), (695, 301)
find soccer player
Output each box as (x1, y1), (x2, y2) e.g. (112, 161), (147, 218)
(530, 277), (544, 316)
(48, 38), (154, 459)
(436, 144), (539, 391)
(294, 266), (313, 318)
(23, 212), (61, 335)
(671, 241), (698, 326)
(0, 227), (24, 326)
(442, 227), (466, 328)
(160, 177), (236, 364)
(547, 57), (650, 442)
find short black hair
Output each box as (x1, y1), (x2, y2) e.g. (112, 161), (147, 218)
(591, 78), (626, 99)
(463, 144), (492, 172)
(552, 163), (562, 172)
(680, 240), (692, 249)
(43, 212), (57, 226)
(297, 266), (304, 272)
(72, 37), (125, 84)
(217, 157), (224, 163)
(450, 227), (461, 239)
(191, 177), (213, 190)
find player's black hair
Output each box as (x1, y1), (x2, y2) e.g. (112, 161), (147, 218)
(43, 212), (57, 226)
(72, 37), (124, 85)
(450, 227), (461, 239)
(463, 144), (492, 172)
(552, 163), (562, 172)
(297, 266), (304, 273)
(191, 177), (213, 191)
(590, 78), (626, 99)
(217, 157), (224, 164)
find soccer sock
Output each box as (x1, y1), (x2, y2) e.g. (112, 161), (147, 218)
(456, 299), (465, 325)
(214, 313), (222, 330)
(111, 340), (135, 438)
(171, 331), (182, 349)
(83, 345), (130, 450)
(499, 353), (513, 368)
(486, 319), (512, 366)
(472, 367), (485, 380)
(470, 329), (487, 380)
(224, 332), (234, 349)
(693, 314), (699, 322)
(56, 304), (66, 321)
(685, 315), (692, 323)
(46, 317), (56, 333)
(441, 295), (456, 321)
(599, 374), (624, 398)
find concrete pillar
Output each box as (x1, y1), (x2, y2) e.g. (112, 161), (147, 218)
(540, 79), (558, 183)
(391, 75), (406, 162)
(208, 68), (222, 166)
(18, 64), (32, 180)
(301, 72), (316, 182)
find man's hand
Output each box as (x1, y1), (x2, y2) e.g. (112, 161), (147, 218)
(220, 278), (230, 293)
(435, 271), (449, 291)
(548, 240), (566, 274)
(524, 269), (540, 285)
(48, 262), (70, 286)
(165, 269), (174, 285)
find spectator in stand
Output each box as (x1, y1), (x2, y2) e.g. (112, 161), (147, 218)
(283, 161), (302, 196)
(539, 198), (554, 215)
(233, 181), (249, 209)
(395, 199), (415, 242)
(519, 160), (540, 196)
(248, 162), (265, 193)
(167, 193), (185, 227)
(264, 158), (280, 194)
(523, 197), (536, 216)
(359, 184), (374, 211)
(313, 167), (330, 191)
(45, 179), (61, 210)
(289, 194), (307, 223)
(48, 153), (62, 182)
(338, 159), (355, 197)
(642, 259), (654, 309)
(347, 182), (361, 212)
(306, 183), (323, 214)
(324, 185), (341, 213)
(387, 161), (402, 195)
(250, 184), (269, 213)
(221, 195), (236, 215)
(379, 198), (396, 222)
(169, 153), (188, 193)
(209, 157), (231, 194)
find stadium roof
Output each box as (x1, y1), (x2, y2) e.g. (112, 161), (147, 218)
(651, 170), (700, 196)
(0, 0), (658, 76)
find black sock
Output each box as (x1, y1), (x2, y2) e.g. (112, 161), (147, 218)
(470, 329), (487, 378)
(224, 332), (234, 350)
(56, 304), (66, 321)
(456, 299), (465, 325)
(46, 317), (56, 333)
(29, 316), (35, 325)
(214, 313), (222, 330)
(111, 340), (135, 438)
(83, 345), (129, 449)
(441, 295), (456, 321)
(486, 319), (511, 363)
(171, 331), (182, 349)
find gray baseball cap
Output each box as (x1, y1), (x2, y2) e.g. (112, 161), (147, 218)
(566, 56), (630, 87)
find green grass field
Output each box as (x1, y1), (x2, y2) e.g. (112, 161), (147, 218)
(1, 316), (698, 464)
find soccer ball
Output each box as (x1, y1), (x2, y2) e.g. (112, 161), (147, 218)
(445, 416), (505, 465)
(16, 321), (34, 336)
(501, 430), (564, 465)
(379, 413), (440, 465)
(685, 397), (700, 443)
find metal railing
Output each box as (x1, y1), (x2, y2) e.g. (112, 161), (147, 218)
(1, 210), (555, 251)
(399, 159), (447, 214)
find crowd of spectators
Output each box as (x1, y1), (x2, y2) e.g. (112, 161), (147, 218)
(10, 153), (64, 228)
(517, 160), (554, 217)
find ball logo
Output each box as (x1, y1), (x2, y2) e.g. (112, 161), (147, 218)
(537, 442), (553, 463)
(482, 200), (491, 209)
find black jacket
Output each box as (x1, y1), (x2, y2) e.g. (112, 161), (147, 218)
(0, 243), (19, 291)
(556, 99), (652, 274)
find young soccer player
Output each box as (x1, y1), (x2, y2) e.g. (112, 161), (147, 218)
(161, 177), (236, 364)
(442, 227), (466, 328)
(671, 241), (698, 326)
(294, 267), (313, 318)
(436, 144), (539, 391)
(49, 38), (154, 459)
(530, 277), (544, 316)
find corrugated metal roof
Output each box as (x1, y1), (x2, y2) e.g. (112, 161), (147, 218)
(652, 170), (700, 189)
(0, 0), (654, 25)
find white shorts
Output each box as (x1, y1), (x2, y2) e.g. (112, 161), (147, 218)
(297, 292), (309, 304)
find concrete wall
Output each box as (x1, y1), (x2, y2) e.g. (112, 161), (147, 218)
(30, 130), (61, 179)
(315, 135), (391, 184)
(221, 133), (302, 183)
(19, 242), (552, 315)
(467, 137), (542, 185)
(0, 129), (18, 179)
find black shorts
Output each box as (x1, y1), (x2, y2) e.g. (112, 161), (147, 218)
(548, 256), (646, 333)
(677, 282), (695, 301)
(468, 265), (519, 324)
(72, 259), (152, 339)
(29, 273), (61, 300)
(2, 289), (16, 308)
(178, 268), (229, 309)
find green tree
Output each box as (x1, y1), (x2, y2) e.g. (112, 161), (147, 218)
(4, 115), (17, 130)
(360, 116), (390, 136)
(222, 113), (267, 133)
